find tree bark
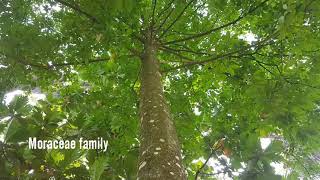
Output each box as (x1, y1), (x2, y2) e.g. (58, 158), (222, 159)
(137, 35), (186, 180)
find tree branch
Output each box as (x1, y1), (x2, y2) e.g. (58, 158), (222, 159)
(151, 0), (157, 29)
(163, 32), (277, 72)
(254, 58), (277, 75)
(160, 47), (195, 63)
(194, 138), (227, 180)
(160, 45), (213, 56)
(156, 6), (175, 32)
(194, 150), (216, 180)
(51, 58), (109, 67)
(159, 0), (196, 38)
(250, 56), (320, 90)
(161, 44), (212, 56)
(18, 58), (50, 69)
(164, 0), (269, 44)
(198, 170), (231, 177)
(156, 0), (175, 19)
(53, 0), (100, 24)
(17, 57), (109, 70)
(291, 153), (312, 177)
(165, 41), (267, 72)
(283, 77), (320, 90)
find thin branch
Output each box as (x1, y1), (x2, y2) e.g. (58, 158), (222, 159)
(117, 17), (145, 42)
(251, 56), (320, 90)
(17, 57), (109, 70)
(53, 0), (100, 24)
(156, 0), (175, 19)
(151, 0), (157, 28)
(164, 0), (269, 44)
(256, 52), (291, 58)
(161, 44), (212, 56)
(252, 58), (278, 67)
(51, 58), (109, 67)
(18, 58), (49, 69)
(156, 7), (175, 32)
(172, 43), (213, 55)
(194, 150), (216, 180)
(164, 11), (219, 38)
(166, 29), (201, 36)
(292, 153), (312, 177)
(254, 59), (276, 75)
(194, 139), (228, 180)
(199, 170), (231, 177)
(160, 47), (195, 63)
(163, 31), (278, 72)
(283, 78), (320, 90)
(159, 0), (196, 38)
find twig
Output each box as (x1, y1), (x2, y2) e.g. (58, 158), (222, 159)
(194, 138), (228, 180)
(157, 7), (175, 32)
(249, 57), (320, 90)
(199, 170), (230, 177)
(194, 150), (216, 180)
(156, 0), (175, 19)
(18, 57), (109, 70)
(161, 44), (212, 56)
(159, 47), (195, 63)
(151, 0), (157, 30)
(162, 31), (278, 72)
(164, 0), (269, 44)
(159, 0), (196, 38)
(53, 0), (100, 24)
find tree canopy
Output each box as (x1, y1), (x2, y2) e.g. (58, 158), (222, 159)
(0, 0), (320, 179)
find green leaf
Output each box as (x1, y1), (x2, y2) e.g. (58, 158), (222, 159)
(89, 156), (108, 180)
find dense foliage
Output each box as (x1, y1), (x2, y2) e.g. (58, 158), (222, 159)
(0, 0), (319, 179)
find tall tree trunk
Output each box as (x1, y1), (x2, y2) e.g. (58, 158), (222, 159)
(137, 35), (186, 180)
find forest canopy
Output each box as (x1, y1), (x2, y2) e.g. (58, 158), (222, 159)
(0, 0), (320, 179)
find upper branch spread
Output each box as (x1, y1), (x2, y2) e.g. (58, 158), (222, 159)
(163, 0), (269, 44)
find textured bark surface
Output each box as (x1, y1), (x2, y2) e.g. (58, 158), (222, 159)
(137, 38), (186, 180)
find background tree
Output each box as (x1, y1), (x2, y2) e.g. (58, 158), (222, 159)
(0, 0), (320, 179)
